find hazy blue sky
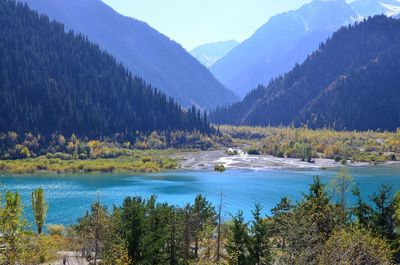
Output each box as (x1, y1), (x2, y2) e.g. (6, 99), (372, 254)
(100, 0), (312, 50)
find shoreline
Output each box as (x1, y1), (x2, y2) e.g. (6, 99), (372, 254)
(175, 150), (400, 171)
(1, 149), (399, 175)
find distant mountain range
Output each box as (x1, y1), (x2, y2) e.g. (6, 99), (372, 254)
(210, 0), (400, 98)
(18, 0), (238, 109)
(0, 0), (210, 136)
(210, 16), (400, 131)
(190, 40), (239, 68)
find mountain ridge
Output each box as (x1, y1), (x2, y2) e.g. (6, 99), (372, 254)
(210, 0), (356, 98)
(211, 0), (400, 98)
(18, 0), (238, 109)
(210, 16), (400, 131)
(190, 40), (239, 68)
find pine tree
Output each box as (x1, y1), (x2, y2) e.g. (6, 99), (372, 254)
(192, 194), (217, 258)
(226, 211), (249, 265)
(351, 187), (373, 227)
(370, 184), (396, 240)
(249, 203), (271, 265)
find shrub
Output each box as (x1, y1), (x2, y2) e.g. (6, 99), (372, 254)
(47, 224), (65, 236)
(247, 148), (261, 155)
(142, 156), (152, 163)
(226, 149), (238, 155)
(53, 152), (72, 160)
(214, 164), (226, 172)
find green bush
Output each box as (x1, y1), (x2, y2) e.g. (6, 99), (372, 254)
(247, 148), (261, 155)
(214, 164), (226, 172)
(142, 156), (152, 163)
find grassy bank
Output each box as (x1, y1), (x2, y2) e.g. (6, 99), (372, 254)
(1, 127), (399, 174)
(0, 150), (177, 174)
(219, 126), (400, 163)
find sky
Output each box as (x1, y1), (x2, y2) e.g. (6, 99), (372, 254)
(100, 0), (313, 50)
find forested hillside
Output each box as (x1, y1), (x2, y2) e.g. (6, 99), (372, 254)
(211, 16), (400, 131)
(210, 0), (400, 98)
(18, 0), (238, 109)
(0, 0), (210, 137)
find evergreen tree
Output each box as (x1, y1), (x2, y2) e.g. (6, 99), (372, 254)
(270, 197), (293, 249)
(143, 196), (173, 264)
(249, 203), (271, 265)
(352, 187), (373, 228)
(192, 194), (217, 258)
(119, 197), (147, 262)
(226, 211), (249, 265)
(370, 184), (396, 240)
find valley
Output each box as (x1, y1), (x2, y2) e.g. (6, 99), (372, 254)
(1, 0), (400, 264)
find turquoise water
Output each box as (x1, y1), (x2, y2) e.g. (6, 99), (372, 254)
(0, 165), (400, 226)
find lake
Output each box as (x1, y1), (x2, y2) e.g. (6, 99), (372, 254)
(1, 164), (400, 226)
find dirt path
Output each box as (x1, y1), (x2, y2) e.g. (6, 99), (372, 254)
(43, 252), (88, 265)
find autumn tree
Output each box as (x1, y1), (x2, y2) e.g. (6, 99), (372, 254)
(76, 201), (109, 265)
(319, 228), (393, 265)
(281, 177), (341, 264)
(329, 167), (353, 225)
(31, 187), (48, 234)
(0, 192), (28, 264)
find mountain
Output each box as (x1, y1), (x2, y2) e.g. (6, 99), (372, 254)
(210, 0), (400, 98)
(17, 0), (238, 109)
(350, 0), (400, 17)
(210, 16), (400, 131)
(190, 40), (239, 68)
(210, 0), (356, 98)
(0, 0), (211, 137)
